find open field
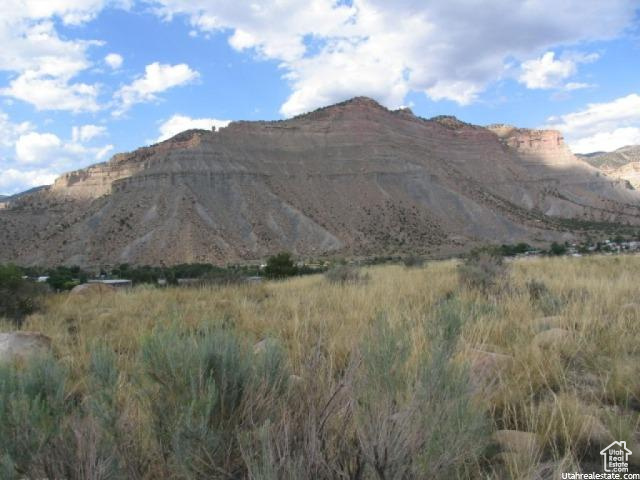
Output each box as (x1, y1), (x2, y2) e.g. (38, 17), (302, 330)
(2, 255), (640, 479)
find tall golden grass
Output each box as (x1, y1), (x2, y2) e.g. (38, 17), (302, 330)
(2, 254), (639, 478)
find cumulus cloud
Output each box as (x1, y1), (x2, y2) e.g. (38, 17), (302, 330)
(544, 93), (640, 153)
(3, 70), (101, 112)
(1, 123), (114, 193)
(518, 51), (599, 90)
(0, 168), (59, 194)
(0, 7), (106, 112)
(113, 62), (200, 115)
(0, 110), (33, 147)
(72, 124), (107, 143)
(150, 0), (637, 116)
(519, 52), (576, 89)
(156, 114), (230, 142)
(105, 52), (123, 69)
(15, 132), (63, 164)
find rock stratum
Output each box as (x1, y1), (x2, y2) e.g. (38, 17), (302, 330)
(2, 97), (640, 267)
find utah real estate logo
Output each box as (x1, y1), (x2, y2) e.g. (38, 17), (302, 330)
(601, 441), (632, 473)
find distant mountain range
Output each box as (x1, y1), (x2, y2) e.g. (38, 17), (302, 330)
(0, 186), (47, 204)
(2, 97), (640, 267)
(579, 146), (640, 189)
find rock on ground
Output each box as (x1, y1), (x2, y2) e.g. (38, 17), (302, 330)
(0, 331), (52, 363)
(70, 283), (116, 296)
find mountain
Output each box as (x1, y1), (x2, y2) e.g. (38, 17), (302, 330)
(578, 145), (640, 189)
(578, 145), (640, 169)
(0, 186), (47, 204)
(2, 97), (640, 267)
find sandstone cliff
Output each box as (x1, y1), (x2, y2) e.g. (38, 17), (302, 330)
(2, 97), (640, 267)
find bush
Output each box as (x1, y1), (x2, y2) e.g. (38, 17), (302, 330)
(402, 255), (424, 267)
(526, 279), (565, 316)
(500, 242), (532, 257)
(458, 249), (508, 292)
(264, 252), (298, 279)
(549, 242), (567, 256)
(0, 264), (46, 325)
(140, 326), (289, 477)
(325, 265), (370, 285)
(351, 302), (488, 478)
(0, 354), (70, 479)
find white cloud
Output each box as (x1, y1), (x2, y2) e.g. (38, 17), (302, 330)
(104, 52), (123, 69)
(0, 111), (33, 147)
(0, 168), (58, 194)
(3, 127), (114, 193)
(72, 124), (107, 143)
(0, 8), (105, 112)
(151, 0), (637, 116)
(564, 82), (593, 91)
(519, 52), (576, 89)
(3, 71), (101, 112)
(518, 51), (599, 90)
(570, 128), (640, 154)
(15, 132), (63, 165)
(544, 93), (640, 153)
(157, 114), (230, 142)
(113, 62), (200, 115)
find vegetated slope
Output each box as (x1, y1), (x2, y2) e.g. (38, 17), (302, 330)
(1, 97), (640, 267)
(579, 145), (640, 190)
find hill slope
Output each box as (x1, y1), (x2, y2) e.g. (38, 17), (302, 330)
(2, 97), (640, 267)
(579, 145), (640, 189)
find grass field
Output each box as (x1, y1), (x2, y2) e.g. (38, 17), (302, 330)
(1, 255), (639, 479)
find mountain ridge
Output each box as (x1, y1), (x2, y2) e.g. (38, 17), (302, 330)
(579, 145), (640, 189)
(2, 97), (640, 267)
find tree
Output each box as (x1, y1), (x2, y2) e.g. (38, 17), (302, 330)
(0, 264), (45, 325)
(264, 252), (298, 279)
(549, 242), (567, 256)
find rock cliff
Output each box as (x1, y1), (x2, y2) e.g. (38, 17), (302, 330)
(2, 97), (640, 267)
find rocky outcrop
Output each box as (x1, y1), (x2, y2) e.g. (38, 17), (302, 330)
(0, 332), (52, 363)
(2, 97), (640, 267)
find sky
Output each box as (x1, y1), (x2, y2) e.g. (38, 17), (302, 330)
(0, 0), (639, 195)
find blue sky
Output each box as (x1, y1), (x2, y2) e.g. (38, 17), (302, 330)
(1, 0), (639, 195)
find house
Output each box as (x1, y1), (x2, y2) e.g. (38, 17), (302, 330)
(600, 441), (632, 473)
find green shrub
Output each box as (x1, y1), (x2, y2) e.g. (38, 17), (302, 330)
(351, 302), (488, 478)
(526, 280), (565, 316)
(264, 252), (298, 279)
(402, 255), (425, 267)
(549, 242), (567, 256)
(0, 355), (69, 479)
(140, 326), (289, 478)
(0, 264), (46, 325)
(458, 249), (508, 292)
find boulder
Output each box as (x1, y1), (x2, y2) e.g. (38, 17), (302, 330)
(69, 283), (116, 296)
(467, 348), (513, 393)
(532, 328), (571, 349)
(253, 339), (269, 354)
(0, 331), (52, 363)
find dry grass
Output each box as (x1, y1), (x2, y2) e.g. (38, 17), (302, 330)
(2, 255), (640, 478)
